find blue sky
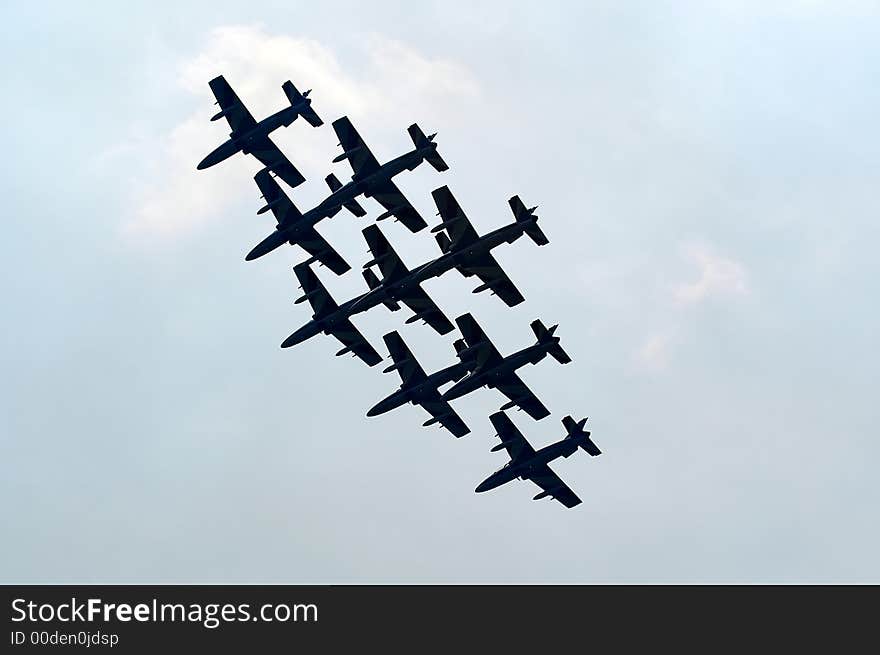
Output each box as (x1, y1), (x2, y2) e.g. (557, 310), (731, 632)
(1, 1), (878, 582)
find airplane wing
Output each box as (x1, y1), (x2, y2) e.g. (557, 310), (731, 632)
(332, 116), (381, 177)
(488, 413), (580, 507)
(254, 169), (295, 226)
(369, 179), (427, 232)
(454, 314), (504, 368)
(208, 75), (257, 135)
(493, 371), (551, 420)
(296, 226), (351, 275)
(327, 318), (382, 366)
(362, 224), (409, 282)
(459, 252), (525, 307)
(382, 332), (468, 436)
(398, 286), (454, 335)
(293, 262), (338, 319)
(489, 411), (536, 462)
(419, 394), (470, 438)
(526, 465), (582, 508)
(431, 185), (479, 248)
(248, 136), (306, 189)
(382, 331), (427, 385)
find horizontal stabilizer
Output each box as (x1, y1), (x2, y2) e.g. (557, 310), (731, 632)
(282, 80), (323, 126)
(425, 152), (449, 172)
(326, 173), (365, 217)
(509, 195), (548, 246)
(562, 415), (600, 456)
(407, 123), (431, 148)
(524, 223), (549, 246)
(530, 319), (554, 341)
(531, 320), (570, 363)
(408, 123), (449, 172)
(548, 343), (571, 364)
(282, 80), (305, 104)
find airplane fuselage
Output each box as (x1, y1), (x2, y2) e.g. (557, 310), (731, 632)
(247, 208), (330, 261)
(410, 254), (455, 281)
(367, 363), (468, 416)
(351, 271), (426, 314)
(476, 440), (572, 492)
(281, 297), (363, 349)
(461, 223), (528, 255)
(198, 105), (304, 169)
(357, 148), (427, 185)
(318, 146), (431, 213)
(367, 380), (435, 416)
(445, 343), (550, 400)
(418, 222), (532, 279)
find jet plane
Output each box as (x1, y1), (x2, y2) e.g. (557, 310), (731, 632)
(367, 331), (472, 438)
(476, 412), (600, 508)
(197, 76), (322, 189)
(281, 263), (382, 367)
(427, 186), (549, 307)
(244, 169), (364, 272)
(352, 224), (455, 335)
(442, 313), (571, 420)
(316, 117), (448, 232)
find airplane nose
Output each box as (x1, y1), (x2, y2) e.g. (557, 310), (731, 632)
(475, 479), (492, 493)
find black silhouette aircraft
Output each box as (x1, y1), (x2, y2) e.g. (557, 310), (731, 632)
(352, 224), (455, 335)
(428, 186), (548, 307)
(367, 331), (472, 438)
(442, 314), (571, 419)
(316, 117), (448, 231)
(197, 76), (321, 188)
(476, 412), (600, 508)
(245, 170), (361, 272)
(281, 263), (381, 366)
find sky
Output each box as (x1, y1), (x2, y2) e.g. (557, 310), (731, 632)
(1, 0), (878, 582)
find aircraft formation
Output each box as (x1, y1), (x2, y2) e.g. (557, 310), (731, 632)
(197, 75), (602, 508)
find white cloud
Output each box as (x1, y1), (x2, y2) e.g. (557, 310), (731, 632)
(629, 240), (747, 370)
(122, 25), (481, 241)
(673, 241), (748, 305)
(633, 332), (674, 372)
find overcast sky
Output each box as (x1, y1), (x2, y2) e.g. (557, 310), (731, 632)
(2, 0), (878, 582)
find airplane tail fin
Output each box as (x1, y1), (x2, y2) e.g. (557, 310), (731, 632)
(453, 338), (467, 355)
(562, 416), (601, 456)
(362, 269), (400, 311)
(531, 319), (571, 364)
(435, 232), (451, 253)
(408, 123), (449, 172)
(509, 195), (549, 246)
(325, 174), (366, 217)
